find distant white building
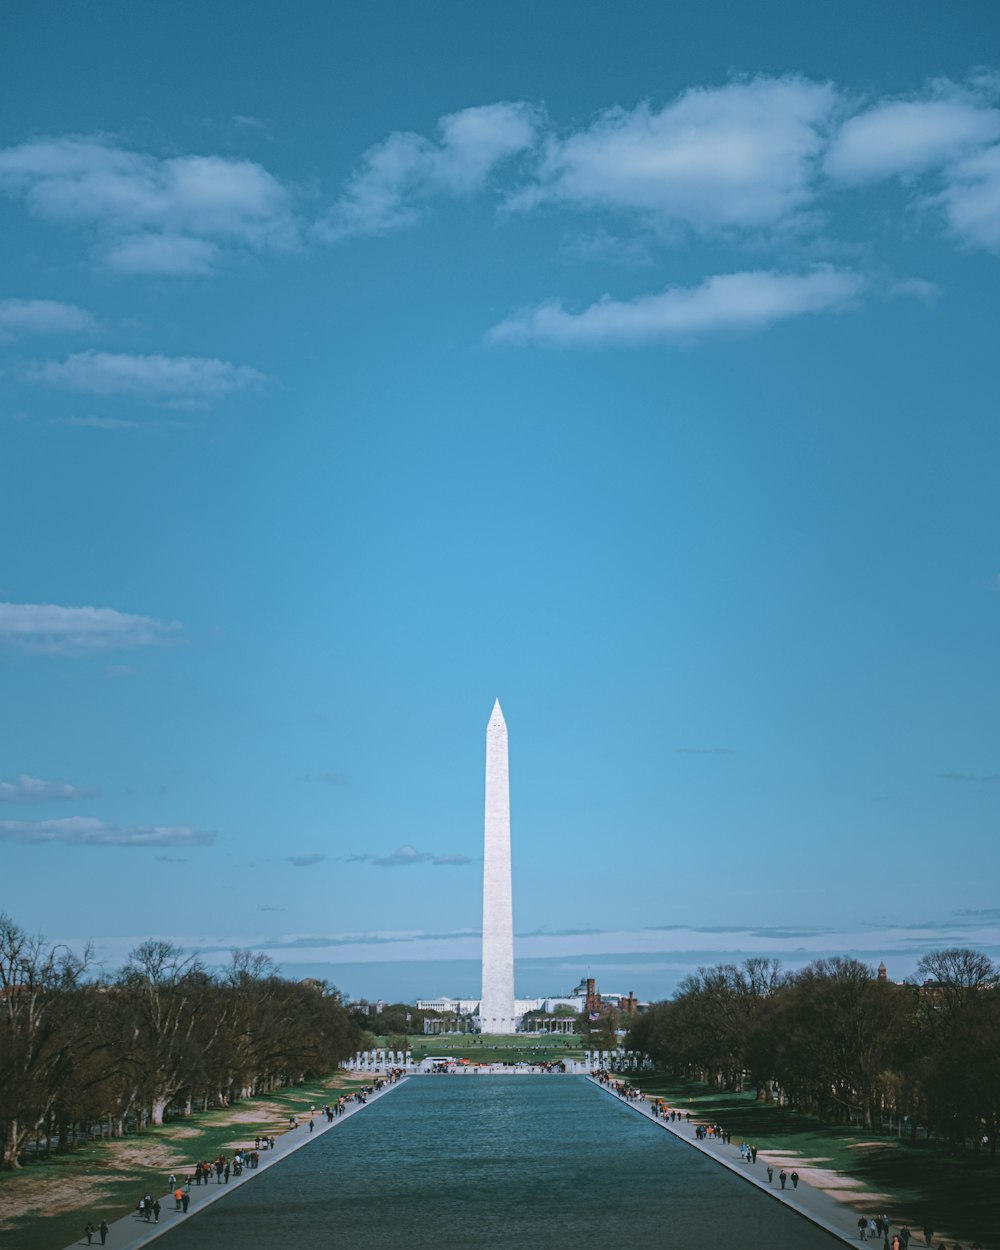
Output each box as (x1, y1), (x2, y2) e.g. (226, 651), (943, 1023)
(416, 975), (646, 1034)
(415, 995), (574, 1017)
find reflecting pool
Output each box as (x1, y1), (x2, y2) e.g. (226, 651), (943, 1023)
(159, 1076), (839, 1248)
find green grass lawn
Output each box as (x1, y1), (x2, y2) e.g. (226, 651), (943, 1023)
(0, 1073), (368, 1250)
(625, 1073), (999, 1248)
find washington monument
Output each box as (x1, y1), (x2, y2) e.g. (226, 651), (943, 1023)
(479, 699), (517, 1033)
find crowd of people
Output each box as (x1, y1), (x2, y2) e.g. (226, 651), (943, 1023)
(854, 1219), (984, 1250)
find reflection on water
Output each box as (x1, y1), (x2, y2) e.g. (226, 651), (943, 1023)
(159, 1076), (839, 1249)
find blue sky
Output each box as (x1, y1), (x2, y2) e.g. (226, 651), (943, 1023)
(1, 1), (998, 1001)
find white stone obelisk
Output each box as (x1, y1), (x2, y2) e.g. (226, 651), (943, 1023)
(479, 699), (516, 1034)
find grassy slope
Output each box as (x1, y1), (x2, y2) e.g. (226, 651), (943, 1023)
(626, 1073), (999, 1248)
(0, 1074), (367, 1250)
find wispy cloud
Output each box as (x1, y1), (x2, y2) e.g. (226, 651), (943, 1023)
(488, 267), (865, 347)
(316, 102), (539, 242)
(49, 415), (141, 430)
(286, 853), (327, 867)
(559, 227), (654, 267)
(938, 144), (1000, 252)
(61, 915), (1000, 991)
(297, 772), (347, 786)
(0, 298), (98, 342)
(156, 855), (188, 863)
(348, 844), (473, 868)
(0, 774), (98, 803)
(890, 277), (939, 300)
(232, 115), (271, 135)
(101, 234), (221, 277)
(676, 746), (735, 755)
(0, 601), (182, 655)
(0, 136), (299, 274)
(0, 818), (213, 847)
(27, 350), (265, 406)
(938, 771), (1000, 783)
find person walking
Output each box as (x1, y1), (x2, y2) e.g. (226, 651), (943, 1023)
(98, 1219), (109, 1245)
(152, 1199), (161, 1223)
(791, 1170), (800, 1189)
(174, 1186), (183, 1210)
(182, 1191), (190, 1213)
(84, 1222), (95, 1245)
(779, 1169), (787, 1189)
(859, 1215), (869, 1240)
(767, 1165), (774, 1183)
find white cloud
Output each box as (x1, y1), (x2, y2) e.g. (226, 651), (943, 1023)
(0, 136), (299, 273)
(0, 298), (98, 342)
(287, 853), (326, 867)
(28, 350), (265, 404)
(826, 94), (1000, 183)
(488, 267), (865, 346)
(0, 774), (98, 802)
(50, 416), (140, 430)
(316, 102), (539, 241)
(347, 844), (473, 868)
(559, 227), (654, 266)
(889, 277), (939, 300)
(232, 115), (271, 135)
(0, 818), (213, 847)
(939, 144), (1000, 251)
(510, 76), (838, 232)
(298, 772), (348, 786)
(101, 233), (221, 276)
(0, 601), (182, 654)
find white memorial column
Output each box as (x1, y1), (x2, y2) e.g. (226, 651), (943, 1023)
(479, 699), (516, 1034)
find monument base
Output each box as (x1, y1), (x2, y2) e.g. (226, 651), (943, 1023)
(476, 1015), (520, 1035)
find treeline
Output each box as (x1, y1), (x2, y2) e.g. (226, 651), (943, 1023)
(0, 913), (363, 1170)
(626, 950), (1000, 1154)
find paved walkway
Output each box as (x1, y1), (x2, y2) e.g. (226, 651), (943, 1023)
(63, 1077), (408, 1250)
(588, 1076), (891, 1246)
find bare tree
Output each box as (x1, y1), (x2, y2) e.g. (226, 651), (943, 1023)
(0, 914), (90, 1167)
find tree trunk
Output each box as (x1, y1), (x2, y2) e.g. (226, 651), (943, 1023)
(3, 1119), (26, 1170)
